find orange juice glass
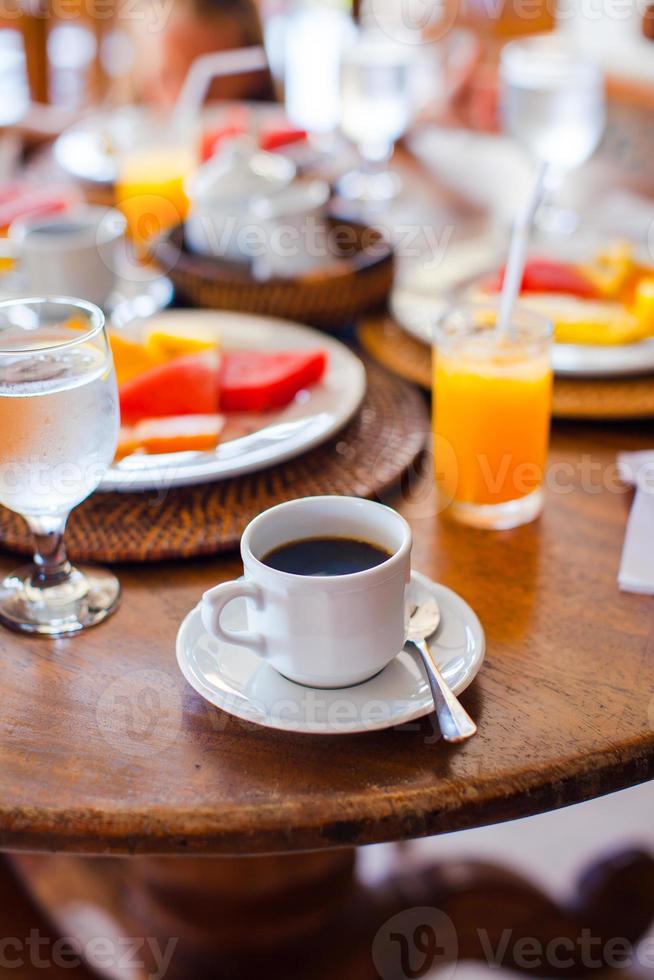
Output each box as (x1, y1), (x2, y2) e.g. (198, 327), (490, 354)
(116, 144), (195, 255)
(434, 303), (552, 529)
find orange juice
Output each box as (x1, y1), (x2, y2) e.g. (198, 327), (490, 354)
(116, 145), (195, 252)
(452, 0), (555, 41)
(434, 306), (552, 529)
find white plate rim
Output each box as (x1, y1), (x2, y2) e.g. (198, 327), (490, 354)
(100, 310), (366, 492)
(175, 570), (485, 736)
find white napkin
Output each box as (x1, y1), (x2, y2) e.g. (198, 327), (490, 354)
(617, 451), (654, 595)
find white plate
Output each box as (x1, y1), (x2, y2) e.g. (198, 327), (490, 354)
(101, 310), (366, 492)
(176, 571), (485, 736)
(391, 234), (503, 348)
(54, 107), (148, 185)
(392, 238), (654, 379)
(53, 103), (287, 187)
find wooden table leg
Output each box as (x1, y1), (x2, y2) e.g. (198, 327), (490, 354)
(10, 850), (359, 980)
(9, 847), (654, 979)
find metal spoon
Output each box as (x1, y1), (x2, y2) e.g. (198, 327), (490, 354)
(407, 599), (477, 743)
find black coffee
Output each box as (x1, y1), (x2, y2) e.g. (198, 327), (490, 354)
(261, 536), (391, 576)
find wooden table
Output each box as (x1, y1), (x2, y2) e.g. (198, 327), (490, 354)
(1, 417), (654, 978)
(5, 114), (654, 976)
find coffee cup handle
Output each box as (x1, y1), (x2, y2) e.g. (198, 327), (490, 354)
(201, 581), (267, 654)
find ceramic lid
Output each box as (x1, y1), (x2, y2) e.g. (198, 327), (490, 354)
(187, 143), (296, 205)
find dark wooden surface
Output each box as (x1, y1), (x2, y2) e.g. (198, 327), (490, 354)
(9, 846), (654, 979)
(0, 857), (92, 978)
(0, 418), (653, 856)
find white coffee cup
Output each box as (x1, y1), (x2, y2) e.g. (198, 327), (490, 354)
(0, 205), (127, 309)
(201, 496), (412, 688)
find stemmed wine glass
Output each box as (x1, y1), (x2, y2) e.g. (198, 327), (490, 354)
(338, 28), (416, 204)
(500, 33), (606, 234)
(0, 297), (120, 635)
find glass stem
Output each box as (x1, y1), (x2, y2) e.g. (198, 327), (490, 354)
(25, 515), (72, 589)
(360, 140), (392, 171)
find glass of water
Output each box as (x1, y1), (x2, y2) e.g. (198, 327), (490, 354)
(0, 297), (120, 635)
(500, 34), (606, 231)
(339, 29), (415, 204)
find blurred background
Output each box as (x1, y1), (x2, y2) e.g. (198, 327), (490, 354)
(1, 0), (653, 261)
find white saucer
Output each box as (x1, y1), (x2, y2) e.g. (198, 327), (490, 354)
(0, 264), (173, 329)
(176, 571), (485, 736)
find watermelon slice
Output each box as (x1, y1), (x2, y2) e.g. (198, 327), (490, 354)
(219, 350), (328, 412)
(483, 258), (600, 300)
(0, 189), (71, 230)
(119, 352), (220, 424)
(259, 127), (308, 152)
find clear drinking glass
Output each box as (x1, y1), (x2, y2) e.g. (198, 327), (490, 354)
(500, 34), (606, 233)
(433, 302), (553, 530)
(339, 29), (415, 204)
(500, 34), (605, 170)
(0, 297), (120, 634)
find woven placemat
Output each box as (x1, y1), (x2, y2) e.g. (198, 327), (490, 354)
(0, 362), (428, 564)
(359, 316), (432, 389)
(358, 315), (654, 420)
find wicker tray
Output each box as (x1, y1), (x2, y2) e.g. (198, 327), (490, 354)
(0, 362), (428, 564)
(358, 315), (654, 420)
(151, 218), (394, 333)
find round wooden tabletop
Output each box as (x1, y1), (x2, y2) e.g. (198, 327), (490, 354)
(1, 418), (653, 856)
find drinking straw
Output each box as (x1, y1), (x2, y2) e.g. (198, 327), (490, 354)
(496, 160), (549, 337)
(171, 47), (269, 131)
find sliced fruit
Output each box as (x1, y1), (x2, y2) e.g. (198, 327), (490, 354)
(133, 414), (225, 455)
(115, 425), (143, 460)
(579, 240), (639, 301)
(109, 333), (160, 386)
(119, 351), (220, 424)
(0, 190), (70, 231)
(219, 350), (328, 412)
(516, 294), (647, 346)
(144, 328), (218, 361)
(484, 257), (600, 299)
(200, 121), (247, 162)
(115, 414), (225, 458)
(630, 277), (654, 335)
(259, 127), (307, 152)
